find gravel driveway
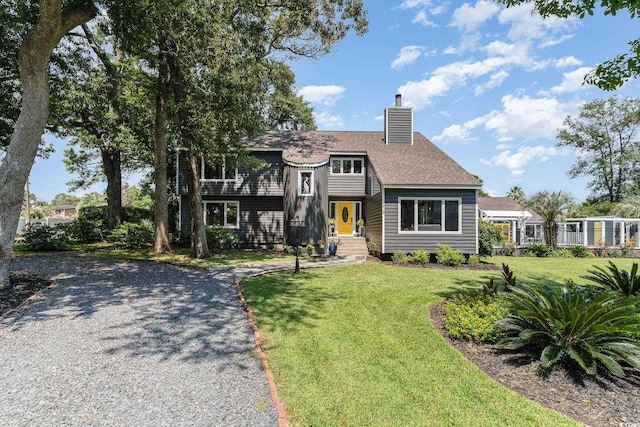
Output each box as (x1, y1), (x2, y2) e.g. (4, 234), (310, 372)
(2, 256), (278, 426)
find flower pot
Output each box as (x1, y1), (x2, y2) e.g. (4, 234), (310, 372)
(329, 242), (338, 256)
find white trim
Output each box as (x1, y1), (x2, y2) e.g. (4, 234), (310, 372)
(329, 151), (367, 156)
(398, 197), (462, 234)
(283, 158), (329, 168)
(247, 147), (284, 152)
(176, 149), (180, 195)
(203, 200), (240, 228)
(298, 170), (314, 196)
(330, 157), (365, 176)
(178, 196), (182, 233)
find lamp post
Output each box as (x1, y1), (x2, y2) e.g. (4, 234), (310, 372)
(291, 216), (305, 274)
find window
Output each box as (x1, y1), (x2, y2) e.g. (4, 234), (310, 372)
(203, 201), (239, 228)
(399, 198), (461, 233)
(201, 156), (237, 181)
(330, 158), (364, 175)
(299, 171), (313, 196)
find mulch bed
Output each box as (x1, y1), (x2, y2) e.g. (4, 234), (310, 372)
(429, 303), (640, 427)
(1, 273), (54, 318)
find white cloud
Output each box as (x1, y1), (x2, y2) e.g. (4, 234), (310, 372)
(546, 67), (592, 94)
(481, 145), (559, 176)
(475, 70), (509, 95)
(297, 85), (345, 106)
(481, 94), (572, 141)
(554, 56), (582, 68)
(314, 111), (344, 129)
(498, 3), (576, 43)
(391, 45), (424, 69)
(412, 10), (437, 26)
(400, 0), (432, 8)
(433, 124), (470, 143)
(451, 1), (500, 32)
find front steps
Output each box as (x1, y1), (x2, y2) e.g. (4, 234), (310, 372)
(326, 236), (368, 257)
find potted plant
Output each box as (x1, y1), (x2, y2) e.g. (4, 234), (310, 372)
(329, 239), (339, 256)
(356, 219), (365, 236)
(318, 238), (325, 249)
(328, 218), (336, 236)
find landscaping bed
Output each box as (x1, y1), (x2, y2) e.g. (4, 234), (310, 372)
(430, 302), (640, 427)
(1, 272), (53, 317)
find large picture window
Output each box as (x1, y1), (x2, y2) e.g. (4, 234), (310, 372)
(330, 158), (363, 175)
(201, 156), (237, 181)
(203, 201), (239, 228)
(399, 198), (461, 233)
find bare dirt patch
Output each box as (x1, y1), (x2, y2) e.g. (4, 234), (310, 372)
(1, 273), (54, 318)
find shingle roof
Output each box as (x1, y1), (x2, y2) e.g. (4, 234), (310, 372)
(478, 197), (542, 220)
(247, 130), (481, 187)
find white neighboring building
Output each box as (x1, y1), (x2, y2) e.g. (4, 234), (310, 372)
(478, 197), (542, 245)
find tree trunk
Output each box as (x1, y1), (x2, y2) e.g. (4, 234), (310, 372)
(102, 146), (122, 229)
(153, 59), (171, 253)
(185, 149), (209, 258)
(0, 1), (97, 288)
(164, 34), (210, 258)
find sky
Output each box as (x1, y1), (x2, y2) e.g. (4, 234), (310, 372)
(28, 0), (640, 203)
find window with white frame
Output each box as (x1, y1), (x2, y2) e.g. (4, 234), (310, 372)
(201, 156), (237, 181)
(399, 198), (461, 232)
(330, 158), (363, 175)
(203, 201), (239, 228)
(299, 170), (313, 196)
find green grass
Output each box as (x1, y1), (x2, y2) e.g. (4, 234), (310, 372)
(241, 256), (639, 426)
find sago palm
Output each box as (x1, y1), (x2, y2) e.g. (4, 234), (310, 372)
(497, 284), (640, 377)
(584, 261), (640, 296)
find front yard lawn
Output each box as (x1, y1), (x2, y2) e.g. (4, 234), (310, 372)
(241, 257), (639, 426)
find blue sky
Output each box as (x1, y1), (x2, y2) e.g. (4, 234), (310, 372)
(30, 0), (640, 203)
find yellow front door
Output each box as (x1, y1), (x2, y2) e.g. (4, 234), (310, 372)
(337, 202), (353, 236)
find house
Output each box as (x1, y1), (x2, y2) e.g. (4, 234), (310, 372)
(478, 197), (542, 244)
(556, 216), (640, 248)
(177, 95), (482, 258)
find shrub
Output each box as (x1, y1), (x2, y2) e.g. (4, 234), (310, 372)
(69, 205), (108, 243)
(205, 226), (241, 253)
(478, 220), (502, 256)
(107, 221), (153, 249)
(483, 278), (499, 296)
(392, 251), (409, 264)
(499, 243), (516, 256)
(501, 263), (517, 292)
(497, 284), (640, 377)
(19, 223), (71, 251)
(549, 248), (573, 258)
(435, 244), (465, 267)
(525, 243), (553, 257)
(443, 292), (509, 343)
(306, 244), (314, 256)
(284, 245), (295, 255)
(569, 246), (592, 258)
(468, 255), (479, 267)
(584, 261), (640, 296)
(409, 250), (430, 264)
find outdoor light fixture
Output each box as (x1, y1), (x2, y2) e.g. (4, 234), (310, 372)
(291, 216), (305, 274)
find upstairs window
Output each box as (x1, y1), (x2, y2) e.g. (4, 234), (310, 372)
(201, 156), (237, 181)
(399, 198), (461, 233)
(330, 158), (364, 175)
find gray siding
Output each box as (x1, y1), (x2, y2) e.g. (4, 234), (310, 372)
(179, 195), (283, 247)
(177, 151), (283, 196)
(328, 175), (366, 195)
(383, 189), (477, 254)
(283, 164), (329, 245)
(384, 107), (413, 145)
(363, 191), (383, 252)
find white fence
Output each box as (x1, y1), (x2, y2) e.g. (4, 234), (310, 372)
(16, 218), (73, 235)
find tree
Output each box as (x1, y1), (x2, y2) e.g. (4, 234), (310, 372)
(108, 0), (367, 259)
(557, 97), (640, 203)
(525, 191), (574, 249)
(506, 186), (526, 203)
(0, 0), (98, 288)
(612, 195), (640, 218)
(496, 0), (640, 90)
(51, 193), (81, 206)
